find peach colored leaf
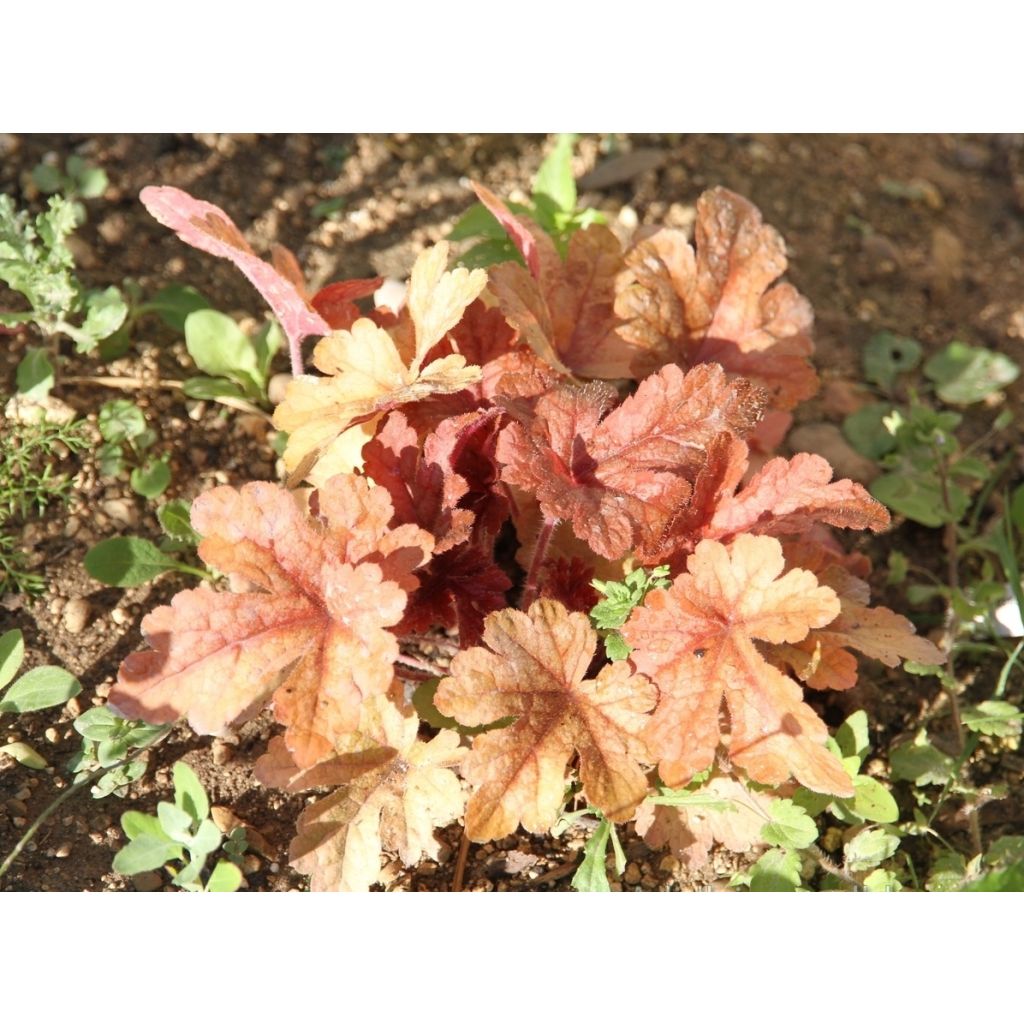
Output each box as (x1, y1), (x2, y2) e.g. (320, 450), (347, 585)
(622, 535), (852, 796)
(615, 187), (817, 411)
(273, 242), (485, 484)
(497, 362), (765, 560)
(140, 186), (329, 359)
(260, 698), (464, 891)
(435, 599), (656, 840)
(706, 450), (890, 541)
(110, 477), (433, 768)
(634, 775), (774, 869)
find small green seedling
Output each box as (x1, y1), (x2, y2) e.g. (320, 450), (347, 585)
(0, 628), (81, 768)
(31, 155), (108, 223)
(590, 565), (670, 660)
(84, 498), (209, 588)
(68, 705), (169, 798)
(96, 398), (171, 499)
(1, 194), (127, 354)
(550, 806), (628, 892)
(0, 415), (88, 594)
(450, 133), (606, 268)
(183, 309), (282, 407)
(113, 761), (244, 892)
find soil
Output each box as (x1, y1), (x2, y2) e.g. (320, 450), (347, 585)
(2, 133), (1023, 892)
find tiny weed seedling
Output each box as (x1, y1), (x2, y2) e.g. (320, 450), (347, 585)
(31, 154), (108, 224)
(0, 415), (89, 594)
(1, 194), (127, 358)
(113, 761), (244, 892)
(96, 398), (171, 500)
(182, 308), (283, 407)
(0, 628), (81, 768)
(449, 133), (606, 268)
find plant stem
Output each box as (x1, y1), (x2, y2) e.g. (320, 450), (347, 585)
(0, 726), (172, 884)
(452, 829), (471, 892)
(395, 652), (445, 677)
(520, 515), (557, 610)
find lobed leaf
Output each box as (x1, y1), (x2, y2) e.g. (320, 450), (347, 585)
(623, 535), (852, 796)
(110, 476), (432, 768)
(435, 599), (656, 841)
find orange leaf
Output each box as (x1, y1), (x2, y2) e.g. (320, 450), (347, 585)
(435, 599), (656, 840)
(257, 698), (464, 891)
(273, 242), (485, 485)
(497, 362), (764, 560)
(615, 187), (818, 411)
(622, 535), (853, 796)
(110, 477), (433, 769)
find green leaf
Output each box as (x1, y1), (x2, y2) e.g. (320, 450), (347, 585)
(0, 741), (48, 769)
(572, 818), (612, 892)
(185, 309), (258, 381)
(448, 203), (506, 242)
(603, 632), (631, 662)
(890, 732), (955, 785)
(836, 710), (871, 762)
(533, 134), (577, 214)
(143, 284), (210, 332)
(70, 160), (108, 200)
(871, 471), (968, 527)
(158, 801), (196, 844)
(16, 347), (55, 399)
(98, 399), (147, 444)
(79, 286), (128, 345)
(206, 860), (243, 892)
(73, 706), (118, 740)
(130, 458), (171, 500)
(962, 700), (1022, 738)
(924, 341), (1019, 404)
(97, 442), (126, 477)
(188, 818), (222, 860)
(31, 163), (65, 194)
(158, 499), (200, 546)
(113, 835), (182, 875)
(311, 197), (347, 220)
(844, 828), (900, 873)
(791, 787), (831, 817)
(852, 777), (899, 824)
(863, 331), (922, 392)
(748, 848), (802, 891)
(181, 376), (248, 401)
(842, 404), (898, 460)
(251, 319), (283, 384)
(412, 678), (511, 736)
(84, 536), (184, 587)
(173, 761), (209, 824)
(926, 850), (969, 891)
(121, 810), (169, 842)
(962, 862), (1024, 891)
(862, 868), (902, 892)
(455, 238), (519, 270)
(761, 798), (818, 849)
(886, 551), (909, 586)
(0, 665), (81, 714)
(0, 629), (26, 691)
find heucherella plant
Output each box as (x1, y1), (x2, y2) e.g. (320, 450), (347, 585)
(105, 178), (943, 891)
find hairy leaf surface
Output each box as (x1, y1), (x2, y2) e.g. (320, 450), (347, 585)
(140, 187), (329, 355)
(257, 697), (464, 891)
(110, 477), (433, 768)
(435, 599), (656, 840)
(497, 362), (764, 560)
(274, 241), (485, 484)
(623, 535), (852, 796)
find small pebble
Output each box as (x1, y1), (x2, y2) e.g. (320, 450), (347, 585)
(623, 862), (642, 886)
(133, 871), (164, 892)
(54, 842), (72, 859)
(242, 855), (262, 876)
(12, 817), (27, 827)
(14, 787), (31, 801)
(44, 727), (59, 744)
(111, 607), (128, 626)
(659, 854), (681, 874)
(5, 799), (27, 817)
(63, 597), (91, 634)
(95, 682), (112, 699)
(211, 739), (234, 765)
